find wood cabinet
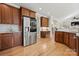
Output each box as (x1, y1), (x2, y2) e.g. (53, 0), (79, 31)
(75, 37), (79, 56)
(0, 4), (20, 24)
(55, 31), (60, 42)
(55, 31), (79, 56)
(1, 4), (13, 24)
(41, 31), (50, 38)
(0, 32), (22, 50)
(21, 7), (30, 17)
(69, 33), (76, 50)
(0, 4), (1, 23)
(30, 11), (36, 18)
(75, 37), (78, 53)
(13, 32), (22, 47)
(21, 7), (36, 18)
(63, 32), (69, 46)
(41, 17), (49, 27)
(41, 31), (46, 38)
(12, 7), (20, 25)
(55, 31), (77, 52)
(55, 31), (63, 43)
(0, 34), (1, 50)
(1, 33), (13, 50)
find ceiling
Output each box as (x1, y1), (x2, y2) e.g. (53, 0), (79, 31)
(14, 3), (79, 20)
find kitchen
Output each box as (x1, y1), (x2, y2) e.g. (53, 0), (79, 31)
(0, 3), (79, 56)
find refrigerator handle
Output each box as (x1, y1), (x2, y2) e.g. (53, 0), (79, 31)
(28, 27), (29, 31)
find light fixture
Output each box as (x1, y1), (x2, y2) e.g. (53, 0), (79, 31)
(39, 8), (42, 11)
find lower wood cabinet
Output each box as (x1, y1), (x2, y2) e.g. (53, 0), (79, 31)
(0, 32), (22, 50)
(63, 32), (69, 46)
(68, 33), (76, 50)
(13, 32), (22, 47)
(0, 34), (1, 50)
(75, 37), (78, 53)
(55, 31), (76, 51)
(55, 31), (63, 43)
(41, 31), (50, 38)
(1, 33), (13, 50)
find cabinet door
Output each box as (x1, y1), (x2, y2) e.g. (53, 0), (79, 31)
(0, 34), (1, 50)
(75, 37), (78, 53)
(21, 8), (30, 16)
(1, 34), (13, 50)
(13, 32), (22, 47)
(55, 31), (63, 43)
(13, 7), (19, 25)
(55, 31), (60, 42)
(1, 4), (13, 24)
(69, 33), (76, 49)
(30, 11), (35, 18)
(64, 32), (69, 46)
(41, 17), (49, 27)
(41, 31), (46, 38)
(59, 32), (63, 43)
(0, 4), (2, 23)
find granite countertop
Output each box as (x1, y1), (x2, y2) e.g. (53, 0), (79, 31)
(56, 29), (79, 37)
(0, 31), (21, 33)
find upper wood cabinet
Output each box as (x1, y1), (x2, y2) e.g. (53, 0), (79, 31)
(41, 17), (49, 27)
(1, 4), (13, 24)
(0, 4), (20, 24)
(21, 7), (36, 18)
(0, 4), (1, 23)
(30, 11), (36, 18)
(21, 7), (30, 17)
(12, 7), (20, 25)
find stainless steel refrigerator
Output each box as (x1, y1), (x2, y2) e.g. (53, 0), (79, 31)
(23, 16), (37, 46)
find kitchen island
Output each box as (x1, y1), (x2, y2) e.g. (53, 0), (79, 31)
(55, 30), (79, 56)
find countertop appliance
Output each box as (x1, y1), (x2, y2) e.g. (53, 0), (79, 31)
(22, 16), (37, 46)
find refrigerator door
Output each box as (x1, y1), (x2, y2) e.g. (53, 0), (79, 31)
(30, 32), (37, 44)
(23, 17), (30, 46)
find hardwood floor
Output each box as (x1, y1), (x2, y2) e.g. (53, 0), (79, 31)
(0, 38), (77, 56)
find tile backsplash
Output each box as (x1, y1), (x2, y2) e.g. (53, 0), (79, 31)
(0, 24), (19, 33)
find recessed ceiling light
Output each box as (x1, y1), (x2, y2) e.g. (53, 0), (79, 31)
(39, 8), (42, 11)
